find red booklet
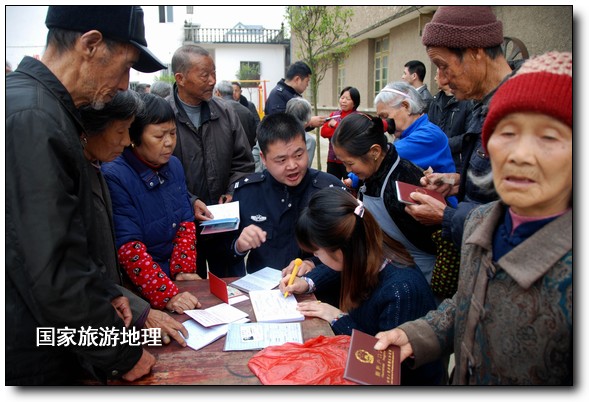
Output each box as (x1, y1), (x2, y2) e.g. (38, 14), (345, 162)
(395, 180), (446, 205)
(344, 329), (401, 385)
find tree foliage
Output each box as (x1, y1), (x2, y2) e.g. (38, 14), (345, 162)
(286, 6), (354, 171)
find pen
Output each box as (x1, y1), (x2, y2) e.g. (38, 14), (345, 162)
(284, 258), (303, 298)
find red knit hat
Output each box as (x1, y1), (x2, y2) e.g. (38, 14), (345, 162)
(422, 6), (503, 49)
(482, 51), (573, 152)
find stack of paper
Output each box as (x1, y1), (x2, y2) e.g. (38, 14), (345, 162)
(200, 201), (240, 234)
(185, 303), (248, 327)
(229, 267), (282, 293)
(249, 289), (305, 323)
(224, 322), (303, 351)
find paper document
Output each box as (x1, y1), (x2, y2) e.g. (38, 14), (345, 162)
(184, 303), (248, 327)
(229, 267), (282, 293)
(181, 317), (250, 351)
(200, 201), (240, 234)
(249, 289), (305, 323)
(224, 322), (303, 351)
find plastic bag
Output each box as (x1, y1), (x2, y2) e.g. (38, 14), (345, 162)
(247, 335), (356, 385)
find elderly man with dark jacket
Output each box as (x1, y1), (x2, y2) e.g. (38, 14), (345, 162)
(5, 6), (163, 385)
(168, 44), (254, 278)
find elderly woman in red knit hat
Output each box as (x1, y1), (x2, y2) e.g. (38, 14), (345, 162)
(373, 51), (572, 385)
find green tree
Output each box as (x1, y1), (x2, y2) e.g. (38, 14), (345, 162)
(286, 6), (354, 171)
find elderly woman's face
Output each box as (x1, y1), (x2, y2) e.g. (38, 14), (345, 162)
(487, 112), (572, 217)
(135, 120), (177, 166)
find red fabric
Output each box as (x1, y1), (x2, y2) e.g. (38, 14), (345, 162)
(169, 221), (197, 278)
(320, 109), (355, 140)
(247, 335), (357, 385)
(118, 241), (179, 309)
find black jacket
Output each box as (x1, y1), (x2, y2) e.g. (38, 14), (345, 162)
(5, 57), (142, 385)
(264, 78), (300, 115)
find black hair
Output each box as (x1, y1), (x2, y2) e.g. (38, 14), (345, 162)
(256, 113), (306, 154)
(80, 90), (142, 136)
(129, 93), (175, 146)
(404, 60), (427, 82)
(341, 86), (361, 109)
(285, 61), (312, 80)
(332, 113), (388, 159)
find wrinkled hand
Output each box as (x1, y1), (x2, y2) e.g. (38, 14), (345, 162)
(374, 328), (414, 362)
(122, 349), (156, 382)
(145, 309), (189, 347)
(404, 192), (446, 226)
(166, 291), (201, 314)
(278, 275), (308, 295)
(175, 273), (201, 281)
(297, 300), (340, 323)
(309, 115), (327, 128)
(282, 259), (315, 277)
(193, 199), (213, 221)
(111, 296), (132, 328)
(421, 172), (460, 198)
(236, 224), (267, 254)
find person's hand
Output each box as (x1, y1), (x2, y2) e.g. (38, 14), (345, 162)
(374, 328), (414, 362)
(111, 296), (132, 328)
(278, 275), (309, 295)
(236, 224), (267, 253)
(309, 115), (327, 128)
(404, 192), (446, 226)
(282, 259), (315, 277)
(175, 273), (201, 281)
(144, 309), (189, 347)
(165, 291), (201, 314)
(421, 172), (460, 198)
(218, 194), (232, 204)
(328, 118), (337, 128)
(122, 349), (156, 382)
(296, 300), (340, 323)
(193, 199), (213, 221)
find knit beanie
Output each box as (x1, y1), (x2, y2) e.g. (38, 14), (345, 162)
(482, 51), (572, 152)
(422, 6), (503, 49)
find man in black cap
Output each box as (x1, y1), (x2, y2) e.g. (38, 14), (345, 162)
(6, 6), (165, 385)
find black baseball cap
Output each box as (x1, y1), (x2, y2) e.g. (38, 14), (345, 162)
(45, 6), (166, 73)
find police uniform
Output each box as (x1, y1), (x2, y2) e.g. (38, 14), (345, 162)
(228, 168), (346, 274)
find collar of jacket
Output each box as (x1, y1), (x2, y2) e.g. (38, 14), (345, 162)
(277, 78), (300, 96)
(171, 83), (215, 128)
(122, 148), (171, 190)
(465, 202), (572, 289)
(16, 56), (85, 134)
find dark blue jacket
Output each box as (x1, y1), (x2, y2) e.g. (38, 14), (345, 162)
(228, 169), (346, 273)
(102, 149), (194, 276)
(264, 78), (300, 115)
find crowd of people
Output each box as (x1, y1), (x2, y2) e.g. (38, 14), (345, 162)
(6, 5), (571, 386)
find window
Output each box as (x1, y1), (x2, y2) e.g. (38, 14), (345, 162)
(374, 36), (389, 94)
(159, 6), (174, 23)
(238, 61), (260, 87)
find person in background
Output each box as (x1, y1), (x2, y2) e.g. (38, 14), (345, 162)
(6, 5), (162, 385)
(224, 113), (345, 279)
(402, 60), (433, 111)
(264, 60), (326, 129)
(151, 80), (173, 99)
(167, 44), (254, 278)
(374, 81), (456, 178)
(280, 187), (446, 385)
(320, 86), (360, 180)
(232, 81), (261, 127)
(135, 83), (151, 94)
(215, 80), (257, 148)
(332, 113), (441, 283)
(374, 51), (572, 385)
(403, 6), (523, 250)
(252, 97), (317, 171)
(102, 94), (202, 314)
(80, 90), (189, 347)
(428, 68), (474, 174)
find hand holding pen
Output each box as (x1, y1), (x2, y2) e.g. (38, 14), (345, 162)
(283, 258), (303, 298)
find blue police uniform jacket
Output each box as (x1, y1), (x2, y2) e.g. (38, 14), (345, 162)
(102, 148), (195, 276)
(229, 168), (345, 273)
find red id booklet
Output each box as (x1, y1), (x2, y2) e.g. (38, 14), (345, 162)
(344, 329), (401, 385)
(395, 180), (446, 205)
